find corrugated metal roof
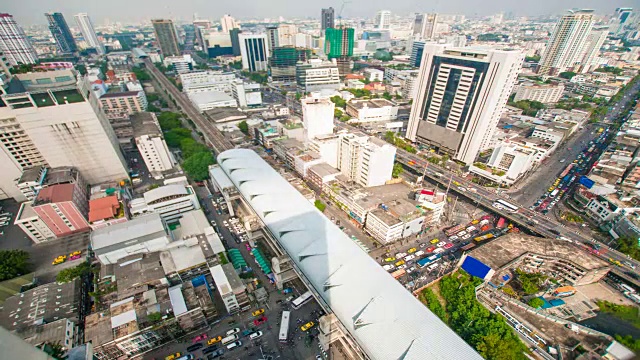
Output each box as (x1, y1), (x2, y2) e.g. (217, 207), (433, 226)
(168, 285), (188, 316)
(217, 149), (482, 360)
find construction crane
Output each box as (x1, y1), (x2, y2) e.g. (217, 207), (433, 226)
(337, 0), (351, 27)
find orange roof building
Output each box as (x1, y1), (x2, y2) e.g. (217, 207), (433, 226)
(88, 196), (120, 223)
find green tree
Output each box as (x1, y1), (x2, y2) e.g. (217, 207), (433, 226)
(56, 262), (91, 283)
(238, 120), (249, 135)
(616, 236), (640, 261)
(147, 312), (163, 324)
(0, 250), (30, 281)
(339, 115), (351, 122)
(559, 71), (577, 80)
(182, 152), (215, 181)
(330, 95), (347, 108)
(180, 138), (208, 158)
(334, 108), (344, 118)
(392, 163), (404, 178)
(384, 131), (396, 144)
(528, 297), (545, 309)
(382, 92), (392, 101)
(314, 200), (326, 212)
(524, 55), (541, 62)
(164, 128), (192, 148)
(157, 112), (182, 131)
(229, 61), (242, 70)
(132, 67), (151, 81)
(476, 333), (526, 360)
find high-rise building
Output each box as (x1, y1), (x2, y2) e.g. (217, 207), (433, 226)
(338, 133), (396, 187)
(238, 33), (269, 72)
(613, 8), (633, 35)
(325, 27), (354, 75)
(375, 10), (391, 30)
(74, 13), (104, 55)
(0, 70), (128, 201)
(45, 12), (77, 53)
(220, 14), (240, 33)
(407, 45), (523, 165)
(0, 13), (38, 66)
(132, 112), (174, 178)
(266, 26), (279, 51)
(269, 46), (311, 82)
(410, 40), (425, 67)
(413, 13), (438, 40)
(151, 19), (180, 56)
(537, 9), (594, 76)
(302, 97), (335, 142)
(578, 26), (608, 73)
(230, 28), (242, 56)
(321, 7), (335, 30)
(278, 24), (298, 46)
(296, 59), (341, 92)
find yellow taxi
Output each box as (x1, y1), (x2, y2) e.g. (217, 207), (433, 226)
(207, 336), (222, 345)
(548, 187), (555, 192)
(52, 255), (66, 265)
(251, 308), (265, 317)
(301, 321), (315, 331)
(407, 248), (417, 254)
(384, 257), (396, 262)
(430, 238), (440, 244)
(395, 260), (405, 267)
(165, 353), (181, 360)
(69, 250), (82, 257)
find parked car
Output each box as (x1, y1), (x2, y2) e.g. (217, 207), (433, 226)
(301, 321), (315, 331)
(251, 309), (265, 317)
(207, 336), (222, 345)
(253, 316), (267, 326)
(187, 343), (204, 352)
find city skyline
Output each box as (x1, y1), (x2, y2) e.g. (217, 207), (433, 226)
(8, 0), (637, 26)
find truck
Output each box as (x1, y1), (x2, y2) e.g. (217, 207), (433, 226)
(391, 269), (406, 279)
(460, 243), (476, 251)
(496, 218), (506, 229)
(474, 233), (495, 242)
(444, 224), (464, 237)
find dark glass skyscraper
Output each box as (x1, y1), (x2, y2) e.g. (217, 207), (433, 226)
(321, 7), (335, 30)
(269, 46), (311, 82)
(45, 12), (77, 53)
(230, 28), (242, 56)
(151, 19), (181, 57)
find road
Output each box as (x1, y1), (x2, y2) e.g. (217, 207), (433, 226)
(142, 58), (234, 154)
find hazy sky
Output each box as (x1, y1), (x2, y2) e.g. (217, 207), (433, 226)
(6, 0), (639, 26)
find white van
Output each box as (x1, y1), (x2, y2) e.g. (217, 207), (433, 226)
(226, 340), (242, 350)
(221, 334), (239, 345)
(249, 331), (263, 340)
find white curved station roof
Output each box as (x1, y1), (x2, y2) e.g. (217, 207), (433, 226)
(218, 149), (481, 360)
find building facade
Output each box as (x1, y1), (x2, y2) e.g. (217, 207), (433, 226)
(45, 13), (77, 53)
(151, 19), (181, 56)
(321, 8), (335, 31)
(269, 47), (311, 82)
(296, 59), (340, 93)
(302, 97), (335, 142)
(238, 34), (269, 72)
(74, 13), (105, 55)
(100, 91), (147, 116)
(0, 13), (38, 66)
(537, 9), (594, 75)
(514, 83), (564, 104)
(406, 45), (523, 165)
(132, 113), (174, 178)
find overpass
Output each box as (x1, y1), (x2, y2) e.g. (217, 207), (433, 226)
(141, 58), (234, 154)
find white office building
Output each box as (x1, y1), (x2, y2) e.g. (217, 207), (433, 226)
(0, 13), (38, 66)
(485, 143), (536, 183)
(179, 70), (236, 95)
(188, 91), (238, 112)
(129, 177), (200, 222)
(209, 263), (248, 314)
(346, 99), (398, 123)
(578, 27), (608, 73)
(132, 113), (174, 178)
(74, 13), (104, 54)
(14, 202), (56, 243)
(0, 70), (128, 201)
(406, 45), (523, 165)
(514, 83), (565, 104)
(531, 125), (564, 144)
(538, 9), (594, 76)
(338, 133), (396, 187)
(220, 14), (239, 33)
(163, 54), (195, 74)
(375, 10), (391, 30)
(239, 34), (269, 72)
(363, 68), (384, 82)
(296, 59), (340, 93)
(231, 81), (262, 108)
(302, 97), (335, 142)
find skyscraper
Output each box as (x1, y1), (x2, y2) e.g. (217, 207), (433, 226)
(325, 27), (354, 75)
(74, 13), (104, 55)
(375, 10), (391, 30)
(0, 13), (38, 66)
(230, 28), (242, 56)
(220, 14), (239, 33)
(414, 13), (438, 40)
(151, 19), (180, 56)
(410, 40), (425, 67)
(266, 26), (279, 52)
(321, 7), (335, 30)
(406, 45), (523, 165)
(578, 26), (608, 73)
(269, 46), (311, 82)
(238, 33), (269, 72)
(613, 8), (633, 35)
(537, 9), (594, 76)
(45, 12), (77, 53)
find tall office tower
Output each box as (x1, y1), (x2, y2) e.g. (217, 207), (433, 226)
(266, 26), (279, 52)
(537, 9), (594, 76)
(220, 14), (240, 33)
(406, 45), (523, 165)
(321, 7), (335, 30)
(230, 28), (242, 56)
(238, 33), (269, 72)
(410, 40), (425, 67)
(0, 70), (128, 201)
(151, 19), (180, 56)
(578, 26), (608, 73)
(302, 97), (335, 142)
(269, 46), (311, 82)
(338, 133), (396, 187)
(278, 24), (298, 46)
(0, 13), (38, 66)
(325, 27), (354, 75)
(613, 8), (633, 35)
(45, 12), (77, 53)
(74, 13), (104, 55)
(375, 10), (391, 30)
(413, 13), (438, 40)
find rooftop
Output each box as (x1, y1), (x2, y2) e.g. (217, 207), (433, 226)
(43, 167), (79, 186)
(203, 107), (247, 123)
(348, 98), (395, 109)
(91, 213), (167, 252)
(113, 253), (166, 299)
(100, 90), (140, 99)
(88, 196), (120, 223)
(143, 184), (189, 205)
(33, 183), (75, 205)
(131, 112), (161, 137)
(175, 209), (210, 239)
(18, 167), (45, 184)
(309, 163), (340, 178)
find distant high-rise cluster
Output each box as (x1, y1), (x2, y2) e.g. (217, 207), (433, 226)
(375, 10), (391, 30)
(413, 13), (438, 40)
(0, 13), (38, 66)
(151, 19), (181, 56)
(45, 12), (77, 53)
(74, 13), (105, 55)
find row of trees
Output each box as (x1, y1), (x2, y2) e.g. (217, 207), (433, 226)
(157, 112), (215, 181)
(0, 250), (30, 281)
(383, 131), (417, 154)
(56, 262), (92, 283)
(422, 271), (529, 359)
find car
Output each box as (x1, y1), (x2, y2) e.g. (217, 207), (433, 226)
(301, 321), (315, 331)
(407, 247), (417, 253)
(249, 331), (263, 340)
(283, 287), (294, 294)
(414, 250), (425, 257)
(251, 308), (265, 317)
(253, 316), (267, 326)
(457, 231), (467, 237)
(210, 220), (216, 227)
(226, 328), (240, 336)
(206, 349), (225, 359)
(398, 264), (407, 270)
(165, 353), (182, 360)
(52, 257), (65, 265)
(395, 252), (407, 259)
(436, 241), (447, 248)
(69, 254), (82, 261)
(69, 250), (82, 257)
(430, 238), (439, 244)
(187, 343), (204, 352)
(241, 329), (254, 337)
(202, 345), (220, 354)
(443, 243), (454, 249)
(404, 254), (415, 261)
(395, 260), (405, 266)
(207, 336), (222, 345)
(419, 243), (428, 248)
(226, 341), (243, 350)
(382, 264), (395, 271)
(192, 333), (208, 343)
(462, 234), (471, 240)
(384, 257), (396, 262)
(449, 235), (459, 241)
(426, 246), (436, 253)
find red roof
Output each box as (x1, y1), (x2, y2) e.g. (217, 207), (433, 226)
(88, 195), (120, 222)
(93, 79), (104, 84)
(35, 184), (75, 204)
(345, 74), (364, 80)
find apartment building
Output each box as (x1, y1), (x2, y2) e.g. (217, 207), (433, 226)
(346, 99), (398, 123)
(365, 202), (426, 244)
(151, 19), (180, 56)
(209, 263), (249, 314)
(338, 133), (396, 187)
(231, 81), (262, 108)
(514, 83), (565, 104)
(296, 59), (341, 92)
(32, 177), (90, 238)
(537, 9), (594, 75)
(100, 90), (147, 117)
(14, 202), (56, 243)
(0, 13), (38, 66)
(302, 97), (335, 142)
(163, 54), (195, 74)
(132, 112), (174, 179)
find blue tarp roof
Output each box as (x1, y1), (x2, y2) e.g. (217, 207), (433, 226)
(461, 256), (492, 280)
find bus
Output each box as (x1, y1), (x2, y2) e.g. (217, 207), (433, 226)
(444, 224), (464, 237)
(279, 311), (290, 343)
(493, 199), (518, 213)
(291, 291), (313, 310)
